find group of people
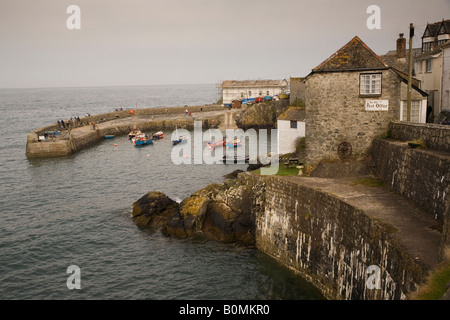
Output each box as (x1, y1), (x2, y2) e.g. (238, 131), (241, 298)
(57, 116), (86, 130)
(185, 108), (203, 116)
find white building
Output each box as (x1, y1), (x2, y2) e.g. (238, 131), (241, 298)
(415, 19), (450, 116)
(441, 40), (450, 111)
(220, 79), (289, 106)
(277, 108), (305, 155)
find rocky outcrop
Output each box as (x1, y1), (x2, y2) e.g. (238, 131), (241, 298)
(132, 191), (179, 228)
(235, 100), (289, 130)
(132, 176), (256, 245)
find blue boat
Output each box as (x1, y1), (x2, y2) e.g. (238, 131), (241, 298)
(133, 133), (153, 147)
(104, 135), (115, 139)
(242, 98), (256, 105)
(225, 138), (241, 148)
(172, 135), (187, 145)
(172, 127), (187, 145)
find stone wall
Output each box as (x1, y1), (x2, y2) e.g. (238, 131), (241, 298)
(371, 139), (449, 228)
(245, 173), (425, 300)
(289, 77), (306, 105)
(304, 70), (425, 167)
(370, 122), (450, 255)
(388, 121), (450, 153)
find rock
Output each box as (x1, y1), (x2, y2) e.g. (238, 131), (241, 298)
(132, 191), (180, 228)
(165, 194), (210, 238)
(235, 100), (288, 130)
(131, 174), (256, 245)
(224, 169), (244, 179)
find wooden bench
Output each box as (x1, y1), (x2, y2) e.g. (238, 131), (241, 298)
(284, 158), (302, 168)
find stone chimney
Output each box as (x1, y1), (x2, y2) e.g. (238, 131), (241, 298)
(396, 33), (406, 59)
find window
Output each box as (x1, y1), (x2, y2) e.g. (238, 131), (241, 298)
(426, 59), (432, 73)
(240, 92), (244, 98)
(402, 101), (421, 122)
(290, 120), (297, 129)
(248, 91), (252, 97)
(267, 91), (270, 96)
(417, 60), (423, 74)
(360, 73), (381, 95)
(422, 42), (432, 52)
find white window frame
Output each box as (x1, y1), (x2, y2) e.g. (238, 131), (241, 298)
(426, 59), (432, 73)
(400, 100), (426, 123)
(360, 73), (382, 95)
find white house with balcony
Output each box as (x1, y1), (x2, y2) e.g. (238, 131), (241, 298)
(219, 79), (289, 106)
(441, 40), (450, 111)
(415, 19), (450, 116)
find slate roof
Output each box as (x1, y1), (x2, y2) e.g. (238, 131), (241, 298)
(424, 22), (441, 38)
(423, 20), (450, 38)
(311, 36), (388, 73)
(380, 48), (422, 74)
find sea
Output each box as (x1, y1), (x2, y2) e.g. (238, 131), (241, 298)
(0, 84), (324, 300)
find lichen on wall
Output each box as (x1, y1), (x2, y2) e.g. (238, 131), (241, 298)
(251, 175), (425, 300)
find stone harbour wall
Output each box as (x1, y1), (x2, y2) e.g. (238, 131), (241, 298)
(26, 105), (224, 158)
(252, 174), (424, 300)
(371, 139), (450, 229)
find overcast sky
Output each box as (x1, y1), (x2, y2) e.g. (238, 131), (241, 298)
(1, 0), (449, 88)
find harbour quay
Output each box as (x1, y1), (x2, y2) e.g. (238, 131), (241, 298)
(25, 104), (224, 158)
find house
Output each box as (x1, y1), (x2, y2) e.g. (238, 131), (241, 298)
(440, 40), (450, 112)
(415, 19), (450, 116)
(277, 108), (306, 155)
(304, 36), (428, 167)
(219, 79), (289, 106)
(380, 33), (422, 75)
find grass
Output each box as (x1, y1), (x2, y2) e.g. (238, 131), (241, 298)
(351, 176), (385, 188)
(414, 263), (450, 300)
(289, 99), (306, 109)
(252, 166), (300, 176)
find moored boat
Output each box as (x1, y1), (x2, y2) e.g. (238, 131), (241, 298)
(133, 133), (153, 147)
(152, 131), (165, 140)
(128, 129), (142, 140)
(207, 139), (225, 149)
(226, 138), (241, 148)
(172, 135), (187, 145)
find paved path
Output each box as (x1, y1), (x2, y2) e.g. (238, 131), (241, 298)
(281, 175), (442, 269)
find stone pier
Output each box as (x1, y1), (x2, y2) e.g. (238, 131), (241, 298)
(26, 105), (225, 158)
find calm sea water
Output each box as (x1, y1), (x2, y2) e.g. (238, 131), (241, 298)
(0, 84), (324, 300)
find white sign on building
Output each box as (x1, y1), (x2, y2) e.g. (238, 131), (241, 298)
(365, 99), (389, 111)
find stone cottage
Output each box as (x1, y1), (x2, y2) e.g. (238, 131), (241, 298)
(304, 36), (428, 167)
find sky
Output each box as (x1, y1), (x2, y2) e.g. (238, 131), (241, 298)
(0, 0), (449, 88)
